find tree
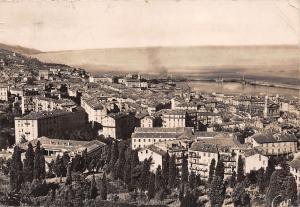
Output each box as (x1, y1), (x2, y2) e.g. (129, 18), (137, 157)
(33, 141), (46, 180)
(237, 155), (244, 183)
(208, 176), (226, 207)
(130, 150), (139, 188)
(181, 154), (189, 184)
(168, 155), (176, 189)
(116, 146), (126, 180)
(264, 156), (275, 187)
(147, 173), (155, 200)
(155, 165), (163, 191)
(109, 141), (118, 173)
(215, 159), (225, 180)
(208, 158), (216, 184)
(180, 190), (198, 207)
(230, 171), (237, 188)
(100, 173), (107, 200)
(139, 158), (151, 191)
(266, 170), (282, 207)
(285, 176), (298, 206)
(10, 146), (23, 191)
(23, 142), (35, 183)
(189, 171), (196, 190)
(65, 163), (72, 185)
(232, 182), (251, 207)
(123, 150), (131, 185)
(89, 174), (98, 199)
(162, 153), (170, 187)
(256, 168), (265, 193)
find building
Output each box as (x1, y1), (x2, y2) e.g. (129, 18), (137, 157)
(102, 112), (135, 139)
(22, 96), (77, 114)
(244, 149), (268, 173)
(246, 133), (297, 156)
(141, 116), (156, 128)
(188, 142), (219, 180)
(14, 108), (87, 143)
(138, 145), (167, 172)
(162, 110), (186, 128)
(0, 85), (8, 101)
(131, 127), (194, 150)
(18, 136), (106, 163)
(189, 133), (245, 180)
(38, 69), (49, 80)
(81, 98), (108, 125)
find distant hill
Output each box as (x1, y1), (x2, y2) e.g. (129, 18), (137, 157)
(0, 43), (42, 55)
(32, 45), (299, 80)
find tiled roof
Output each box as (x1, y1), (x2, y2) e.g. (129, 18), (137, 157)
(190, 142), (218, 153)
(252, 133), (297, 144)
(16, 110), (71, 120)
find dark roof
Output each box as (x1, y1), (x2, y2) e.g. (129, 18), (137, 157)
(146, 145), (167, 156)
(252, 133), (297, 144)
(16, 110), (71, 120)
(190, 142), (218, 153)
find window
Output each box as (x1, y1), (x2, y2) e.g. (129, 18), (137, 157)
(146, 150), (148, 153)
(139, 139), (141, 142)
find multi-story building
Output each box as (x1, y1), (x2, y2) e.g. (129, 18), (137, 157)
(0, 85), (8, 101)
(246, 133), (297, 156)
(14, 108), (87, 143)
(138, 139), (190, 172)
(102, 112), (135, 139)
(22, 96), (77, 114)
(162, 110), (186, 128)
(189, 133), (245, 180)
(81, 98), (109, 125)
(131, 127), (194, 150)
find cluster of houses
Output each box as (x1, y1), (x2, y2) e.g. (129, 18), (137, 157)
(0, 48), (300, 192)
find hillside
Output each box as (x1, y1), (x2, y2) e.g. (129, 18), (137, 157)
(33, 45), (299, 80)
(0, 43), (42, 55)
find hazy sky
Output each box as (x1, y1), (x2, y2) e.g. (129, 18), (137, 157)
(0, 0), (299, 51)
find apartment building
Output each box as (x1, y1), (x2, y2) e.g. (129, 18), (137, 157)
(162, 110), (186, 128)
(15, 108), (87, 143)
(102, 112), (135, 139)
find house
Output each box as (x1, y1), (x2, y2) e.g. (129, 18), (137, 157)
(138, 145), (167, 172)
(244, 149), (268, 173)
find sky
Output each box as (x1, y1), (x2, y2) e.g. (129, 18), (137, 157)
(0, 0), (299, 51)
